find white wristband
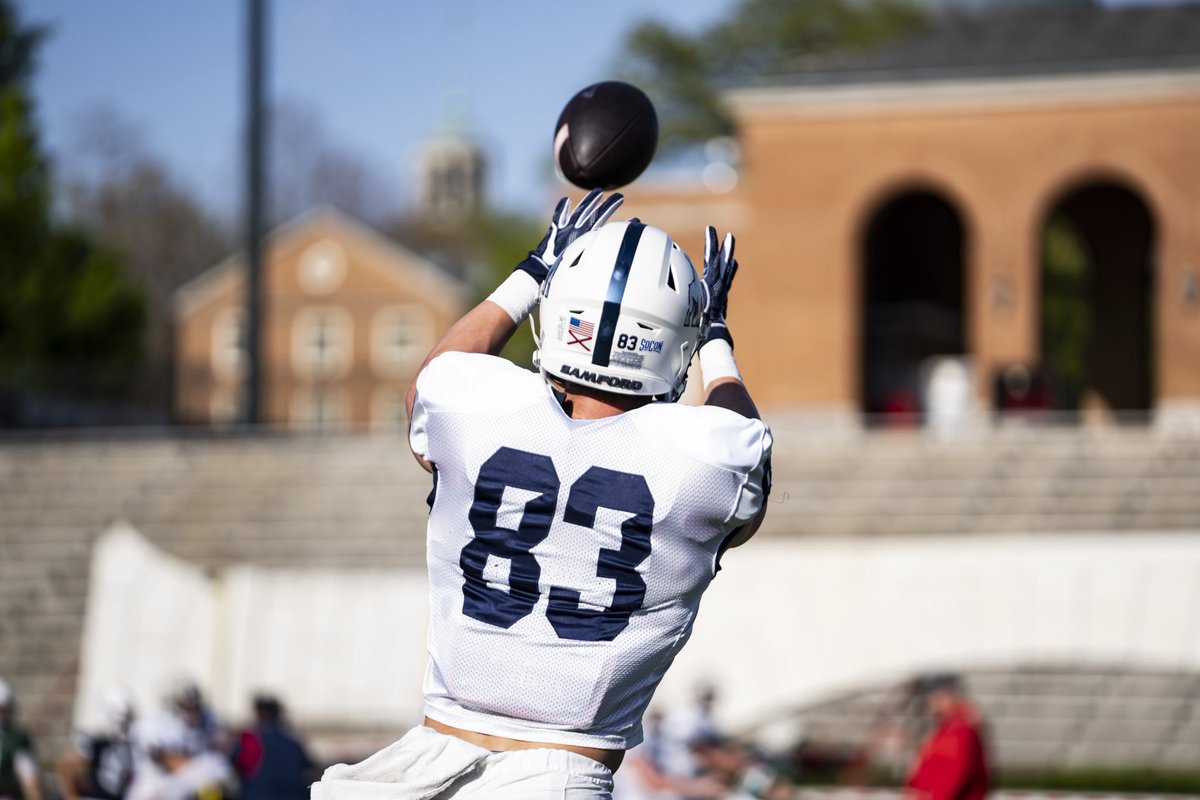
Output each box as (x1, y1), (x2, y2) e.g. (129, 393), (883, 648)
(699, 339), (742, 391)
(487, 271), (542, 324)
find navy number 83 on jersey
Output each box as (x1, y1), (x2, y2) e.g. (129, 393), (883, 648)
(460, 446), (653, 643)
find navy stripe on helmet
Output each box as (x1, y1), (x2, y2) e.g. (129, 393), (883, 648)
(592, 223), (645, 368)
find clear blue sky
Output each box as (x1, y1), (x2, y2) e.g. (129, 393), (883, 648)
(19, 0), (1180, 221)
(20, 0), (733, 219)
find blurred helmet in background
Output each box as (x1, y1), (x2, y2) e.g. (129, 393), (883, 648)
(101, 687), (136, 734)
(134, 712), (190, 757)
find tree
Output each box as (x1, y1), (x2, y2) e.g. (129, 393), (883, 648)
(0, 1), (50, 339)
(267, 98), (395, 226)
(618, 0), (926, 153)
(385, 208), (543, 367)
(474, 211), (545, 366)
(59, 105), (233, 408)
(19, 227), (144, 395)
(0, 0), (146, 416)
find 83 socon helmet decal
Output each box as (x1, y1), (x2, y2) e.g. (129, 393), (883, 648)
(535, 220), (704, 400)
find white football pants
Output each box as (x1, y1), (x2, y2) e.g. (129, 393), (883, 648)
(310, 726), (614, 800)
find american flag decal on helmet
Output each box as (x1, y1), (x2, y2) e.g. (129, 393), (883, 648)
(568, 317), (594, 351)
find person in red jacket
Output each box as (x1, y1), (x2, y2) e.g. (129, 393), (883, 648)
(904, 675), (990, 800)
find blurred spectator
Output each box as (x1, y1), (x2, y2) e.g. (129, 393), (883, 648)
(0, 679), (42, 800)
(689, 732), (791, 800)
(127, 714), (235, 800)
(993, 364), (1050, 418)
(637, 689), (792, 800)
(166, 681), (228, 755)
(660, 684), (721, 782)
(881, 387), (919, 428)
(904, 674), (990, 800)
(57, 688), (137, 800)
(614, 710), (726, 799)
(923, 357), (972, 438)
(232, 695), (312, 800)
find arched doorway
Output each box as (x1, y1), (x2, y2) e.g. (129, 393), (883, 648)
(1040, 182), (1155, 414)
(860, 190), (967, 422)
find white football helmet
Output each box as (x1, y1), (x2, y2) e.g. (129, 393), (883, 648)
(101, 687), (136, 733)
(534, 220), (705, 400)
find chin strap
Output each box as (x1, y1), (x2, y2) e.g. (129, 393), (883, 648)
(528, 308), (543, 372)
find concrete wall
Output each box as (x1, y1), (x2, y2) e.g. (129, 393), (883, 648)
(75, 524), (428, 734)
(77, 523), (1200, 739)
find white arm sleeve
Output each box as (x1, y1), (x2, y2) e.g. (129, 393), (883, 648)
(728, 423), (773, 526)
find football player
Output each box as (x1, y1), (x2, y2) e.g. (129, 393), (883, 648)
(312, 190), (771, 799)
(0, 679), (42, 800)
(57, 689), (136, 800)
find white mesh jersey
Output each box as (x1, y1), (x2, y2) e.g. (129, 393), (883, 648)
(409, 352), (772, 751)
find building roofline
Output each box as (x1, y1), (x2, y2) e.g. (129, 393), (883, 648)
(739, 3), (1200, 94)
(173, 206), (471, 318)
(726, 67), (1200, 119)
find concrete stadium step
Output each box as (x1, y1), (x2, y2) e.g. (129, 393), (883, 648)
(1120, 511), (1200, 528)
(1007, 671), (1117, 695)
(2, 641), (83, 675)
(1109, 672), (1200, 697)
(125, 504), (428, 527)
(993, 739), (1069, 767)
(772, 443), (1184, 461)
(1159, 741), (1200, 768)
(991, 697), (1095, 720)
(774, 495), (982, 516)
(0, 573), (90, 602)
(0, 563), (91, 591)
(1, 472), (425, 494)
(776, 474), (1200, 496)
(1125, 493), (1200, 513)
(758, 510), (1171, 537)
(0, 537), (95, 562)
(133, 520), (427, 545)
(831, 689), (895, 713)
(0, 594), (89, 624)
(1091, 696), (1194, 721)
(962, 673), (1016, 694)
(1164, 719), (1200, 744)
(803, 719), (872, 743)
(1082, 718), (1179, 743)
(1064, 739), (1162, 766)
(148, 537), (427, 568)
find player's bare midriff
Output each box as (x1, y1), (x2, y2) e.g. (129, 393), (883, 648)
(423, 716), (626, 773)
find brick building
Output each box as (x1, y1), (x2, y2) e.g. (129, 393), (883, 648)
(173, 207), (469, 429)
(623, 3), (1200, 422)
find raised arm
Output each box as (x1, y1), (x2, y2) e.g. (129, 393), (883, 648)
(698, 226), (760, 421)
(405, 190), (624, 469)
(56, 747), (87, 800)
(16, 748), (43, 800)
(698, 226), (769, 545)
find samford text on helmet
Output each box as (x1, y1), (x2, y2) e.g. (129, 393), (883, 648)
(534, 220), (705, 400)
